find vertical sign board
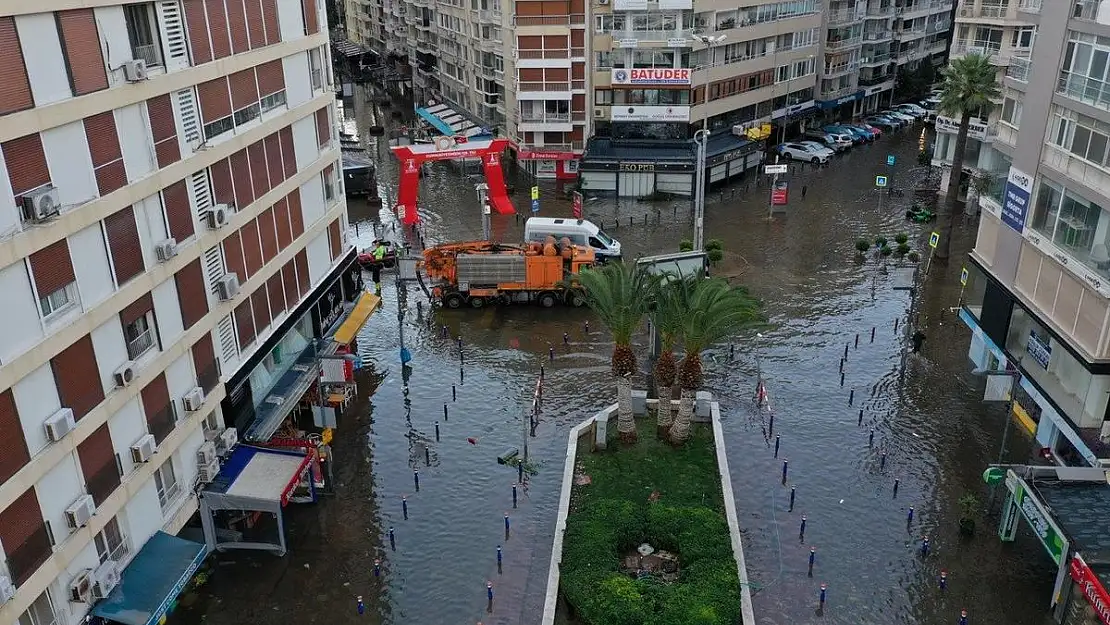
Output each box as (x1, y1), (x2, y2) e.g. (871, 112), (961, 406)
(887, 154), (896, 167)
(531, 185), (540, 213)
(1004, 470), (1070, 607)
(1001, 166), (1034, 233)
(572, 191), (583, 219)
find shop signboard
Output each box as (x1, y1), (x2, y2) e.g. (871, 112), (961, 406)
(1026, 330), (1052, 369)
(935, 115), (989, 140)
(611, 105), (690, 122)
(610, 68), (692, 86)
(572, 191), (583, 219)
(1008, 472), (1067, 565)
(613, 0), (647, 9)
(1000, 166), (1033, 233)
(772, 100), (816, 120)
(1070, 555), (1110, 625)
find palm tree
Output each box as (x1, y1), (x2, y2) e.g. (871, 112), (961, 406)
(571, 262), (655, 443)
(936, 53), (1001, 261)
(670, 278), (763, 445)
(650, 275), (691, 433)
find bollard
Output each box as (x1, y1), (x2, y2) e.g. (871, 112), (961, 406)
(869, 430), (874, 447)
(540, 365), (545, 380)
(374, 558), (381, 577)
(893, 478), (900, 497)
(402, 496), (408, 520)
(799, 515), (807, 539)
(504, 513), (511, 532)
(414, 470), (420, 491)
(894, 318), (900, 332)
(358, 595), (365, 615)
(939, 569), (947, 590)
(959, 609), (968, 625)
(563, 332), (569, 345)
(730, 344), (735, 361)
(782, 460), (789, 482)
(497, 545), (503, 563)
(444, 403), (449, 421)
(774, 435), (780, 458)
(512, 484), (518, 508)
(819, 583), (827, 608)
(425, 447), (431, 465)
(907, 506), (915, 523)
(849, 389), (855, 405)
(487, 581), (494, 601)
(389, 527), (396, 551)
(871, 327), (876, 343)
(518, 462), (524, 483)
(920, 536), (930, 557)
(840, 371), (845, 386)
(584, 320), (590, 334)
(768, 413), (775, 435)
(858, 409), (863, 426)
(880, 452), (887, 471)
(809, 547), (816, 567)
(442, 325), (449, 338)
(844, 343), (849, 360)
(452, 385), (457, 401)
(435, 422), (440, 441)
(457, 336), (463, 350)
(855, 334), (859, 348)
(789, 486), (796, 511)
(549, 346), (555, 361)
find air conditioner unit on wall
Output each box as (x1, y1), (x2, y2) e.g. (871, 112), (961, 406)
(155, 238), (179, 262)
(65, 494), (96, 529)
(216, 273), (240, 301)
(114, 361), (136, 388)
(197, 441), (217, 466)
(183, 386), (204, 411)
(198, 455), (220, 483)
(131, 433), (157, 463)
(123, 59), (148, 82)
(69, 570), (92, 603)
(216, 427), (238, 455)
(207, 205), (230, 229)
(21, 186), (60, 222)
(45, 407), (76, 442)
(91, 561), (120, 599)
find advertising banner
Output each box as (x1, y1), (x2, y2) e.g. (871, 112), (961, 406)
(935, 115), (989, 140)
(771, 181), (788, 205)
(1000, 166), (1033, 233)
(610, 68), (692, 86)
(572, 191), (583, 219)
(611, 106), (690, 122)
(1070, 555), (1110, 625)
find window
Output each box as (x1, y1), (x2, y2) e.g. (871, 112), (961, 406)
(1030, 177), (1110, 271)
(233, 103), (261, 126)
(94, 517), (129, 564)
(309, 48), (323, 89)
(153, 458), (180, 509)
(39, 283), (77, 319)
(260, 90), (286, 113)
(323, 169), (335, 202)
(595, 51), (612, 68)
(1001, 97), (1022, 127)
(124, 312), (156, 360)
(594, 89), (612, 105)
(1059, 31), (1110, 111)
(203, 116), (235, 141)
(202, 411), (220, 433)
(17, 590), (56, 625)
(1052, 107), (1110, 168)
(123, 3), (163, 67)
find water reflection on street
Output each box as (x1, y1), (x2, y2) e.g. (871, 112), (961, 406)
(340, 84), (1057, 625)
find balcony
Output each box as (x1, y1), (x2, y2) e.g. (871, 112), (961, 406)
(1058, 70), (1110, 114)
(828, 7), (865, 25)
(1018, 0), (1040, 11)
(825, 35), (863, 51)
(612, 29), (695, 43)
(865, 3), (896, 17)
(519, 112), (572, 123)
(1006, 55), (1031, 82)
(995, 121), (1018, 147)
(951, 39), (1002, 58)
(897, 0), (954, 18)
(859, 73), (894, 86)
(894, 26), (928, 40)
(821, 85), (859, 99)
(860, 53), (892, 66)
(518, 141), (585, 152)
(863, 30), (894, 42)
(517, 80), (573, 98)
(478, 8), (501, 23)
(513, 14), (585, 26)
(480, 38), (500, 52)
(824, 62), (860, 77)
(957, 3), (1010, 19)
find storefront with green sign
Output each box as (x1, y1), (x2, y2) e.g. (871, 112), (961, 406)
(999, 469), (1072, 611)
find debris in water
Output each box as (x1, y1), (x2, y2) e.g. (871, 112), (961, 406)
(467, 437), (479, 445)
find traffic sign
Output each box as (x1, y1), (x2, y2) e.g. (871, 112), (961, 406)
(929, 231), (940, 249)
(982, 467), (1006, 485)
(875, 175), (888, 188)
(531, 198), (540, 213)
(960, 267), (969, 286)
(530, 186), (540, 201)
(764, 164), (789, 175)
(886, 154), (896, 167)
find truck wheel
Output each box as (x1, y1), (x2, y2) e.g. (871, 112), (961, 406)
(565, 291), (585, 307)
(444, 293), (465, 309)
(539, 292), (557, 308)
(469, 296), (485, 308)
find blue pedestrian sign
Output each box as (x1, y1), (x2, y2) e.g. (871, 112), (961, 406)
(531, 198), (540, 213)
(875, 175), (888, 188)
(886, 155), (896, 167)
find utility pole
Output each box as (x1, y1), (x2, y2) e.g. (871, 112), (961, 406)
(691, 33), (725, 251)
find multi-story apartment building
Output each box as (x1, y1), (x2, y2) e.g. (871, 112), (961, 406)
(818, 0), (952, 116)
(578, 0), (820, 195)
(931, 0), (1034, 199)
(0, 1), (358, 624)
(959, 0), (1110, 467)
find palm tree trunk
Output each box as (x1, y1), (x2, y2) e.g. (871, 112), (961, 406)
(616, 373), (637, 442)
(656, 384), (673, 430)
(938, 110), (973, 261)
(670, 389), (696, 445)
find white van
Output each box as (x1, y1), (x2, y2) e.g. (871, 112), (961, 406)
(524, 217), (622, 260)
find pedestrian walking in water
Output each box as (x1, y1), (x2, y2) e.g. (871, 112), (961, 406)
(801, 185), (808, 199)
(911, 329), (927, 353)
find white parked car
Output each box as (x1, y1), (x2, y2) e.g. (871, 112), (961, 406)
(883, 109), (916, 123)
(895, 103), (927, 117)
(776, 142), (831, 163)
(798, 141), (836, 157)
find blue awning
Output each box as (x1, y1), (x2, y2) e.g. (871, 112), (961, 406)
(415, 107), (454, 135)
(92, 531), (207, 625)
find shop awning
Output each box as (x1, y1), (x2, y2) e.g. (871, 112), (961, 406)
(332, 290), (381, 345)
(205, 446), (312, 509)
(91, 532), (207, 625)
(415, 106), (454, 135)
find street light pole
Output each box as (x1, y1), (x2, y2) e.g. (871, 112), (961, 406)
(691, 33), (725, 251)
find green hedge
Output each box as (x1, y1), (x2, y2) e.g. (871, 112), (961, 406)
(560, 452), (741, 625)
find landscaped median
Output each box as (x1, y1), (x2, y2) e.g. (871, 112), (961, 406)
(543, 395), (754, 625)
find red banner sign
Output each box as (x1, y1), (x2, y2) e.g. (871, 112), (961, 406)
(1071, 555), (1110, 625)
(771, 182), (789, 206)
(572, 191), (583, 219)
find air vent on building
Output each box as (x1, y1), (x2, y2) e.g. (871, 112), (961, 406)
(191, 170), (213, 226)
(204, 246), (225, 296)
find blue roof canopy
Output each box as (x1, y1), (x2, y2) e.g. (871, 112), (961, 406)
(415, 107), (454, 135)
(91, 531), (207, 625)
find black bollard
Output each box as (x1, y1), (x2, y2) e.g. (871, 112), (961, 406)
(840, 371), (845, 386)
(504, 513), (511, 535)
(549, 346), (555, 361)
(858, 409), (863, 426)
(848, 389), (854, 405)
(774, 435), (780, 458)
(425, 446), (430, 465)
(457, 336), (463, 350)
(389, 527), (396, 551)
(855, 334), (859, 348)
(512, 484), (518, 508)
(768, 413), (774, 435)
(907, 506), (914, 524)
(444, 403), (449, 421)
(414, 470), (420, 491)
(871, 327), (876, 343)
(799, 515), (807, 540)
(893, 478), (900, 497)
(789, 486), (796, 511)
(442, 325), (449, 338)
(782, 460), (789, 482)
(584, 321), (590, 334)
(402, 496), (408, 519)
(880, 452), (887, 470)
(730, 344), (735, 361)
(563, 332), (569, 345)
(435, 422), (440, 441)
(839, 358), (844, 373)
(894, 318), (900, 332)
(540, 365), (545, 380)
(452, 385), (456, 401)
(808, 547), (816, 576)
(374, 558), (381, 577)
(868, 430), (874, 447)
(843, 343), (849, 360)
(518, 462), (524, 483)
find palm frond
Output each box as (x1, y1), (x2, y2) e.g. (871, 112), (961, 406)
(938, 54), (1001, 119)
(680, 278), (764, 354)
(650, 273), (696, 351)
(569, 262), (657, 345)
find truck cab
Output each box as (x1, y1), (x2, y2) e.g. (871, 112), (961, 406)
(524, 217), (621, 260)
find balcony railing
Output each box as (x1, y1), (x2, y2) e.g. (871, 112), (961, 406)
(828, 7), (865, 25)
(895, 26), (927, 39)
(1018, 0), (1040, 11)
(516, 48), (570, 59)
(863, 31), (893, 41)
(865, 4), (896, 17)
(952, 40), (1002, 57)
(821, 85), (858, 99)
(518, 81), (571, 91)
(6, 524), (52, 586)
(1058, 70), (1110, 113)
(1074, 0), (1104, 20)
(126, 327), (155, 360)
(513, 14), (585, 26)
(825, 36), (863, 51)
(860, 53), (892, 65)
(478, 9), (501, 22)
(1007, 55), (1031, 82)
(132, 44), (162, 68)
(612, 29), (694, 42)
(518, 112), (572, 123)
(824, 62), (859, 76)
(859, 73), (894, 86)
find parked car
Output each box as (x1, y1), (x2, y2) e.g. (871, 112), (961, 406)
(776, 142), (831, 163)
(847, 122), (882, 138)
(863, 116), (899, 131)
(894, 103), (927, 118)
(798, 141), (836, 158)
(824, 124), (872, 143)
(804, 130), (852, 152)
(883, 109), (917, 123)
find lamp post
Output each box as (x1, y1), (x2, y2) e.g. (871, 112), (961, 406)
(690, 33), (726, 251)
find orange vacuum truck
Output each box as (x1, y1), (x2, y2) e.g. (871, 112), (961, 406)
(423, 238), (595, 308)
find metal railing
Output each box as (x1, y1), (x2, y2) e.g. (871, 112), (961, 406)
(518, 81), (571, 91)
(828, 7), (865, 24)
(126, 327), (155, 360)
(478, 9), (501, 22)
(1017, 0), (1040, 12)
(824, 62), (859, 76)
(516, 48), (570, 59)
(1073, 0), (1103, 20)
(865, 4), (896, 16)
(859, 73), (894, 86)
(821, 85), (858, 99)
(825, 36), (863, 51)
(513, 14), (584, 26)
(952, 40), (1002, 56)
(521, 141), (585, 151)
(895, 26), (927, 38)
(612, 29), (694, 42)
(1007, 55), (1031, 82)
(860, 53), (892, 65)
(1058, 70), (1110, 112)
(957, 3), (1009, 18)
(864, 30), (893, 41)
(132, 43), (162, 67)
(518, 112), (572, 123)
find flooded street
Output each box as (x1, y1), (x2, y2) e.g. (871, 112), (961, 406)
(184, 83), (1061, 625)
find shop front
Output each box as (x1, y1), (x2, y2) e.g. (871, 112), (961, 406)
(579, 157), (696, 197)
(515, 148), (580, 181)
(998, 469), (1072, 611)
(816, 90), (864, 121)
(705, 136), (763, 187)
(860, 83), (895, 115)
(771, 99), (817, 144)
(90, 532), (208, 625)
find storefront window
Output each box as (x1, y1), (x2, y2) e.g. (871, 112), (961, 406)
(1030, 177), (1110, 279)
(1006, 306), (1110, 428)
(963, 263), (988, 319)
(248, 315), (314, 410)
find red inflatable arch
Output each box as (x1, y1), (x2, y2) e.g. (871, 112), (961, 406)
(390, 137), (514, 225)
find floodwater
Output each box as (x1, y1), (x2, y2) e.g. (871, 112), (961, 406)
(181, 82), (1061, 625)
